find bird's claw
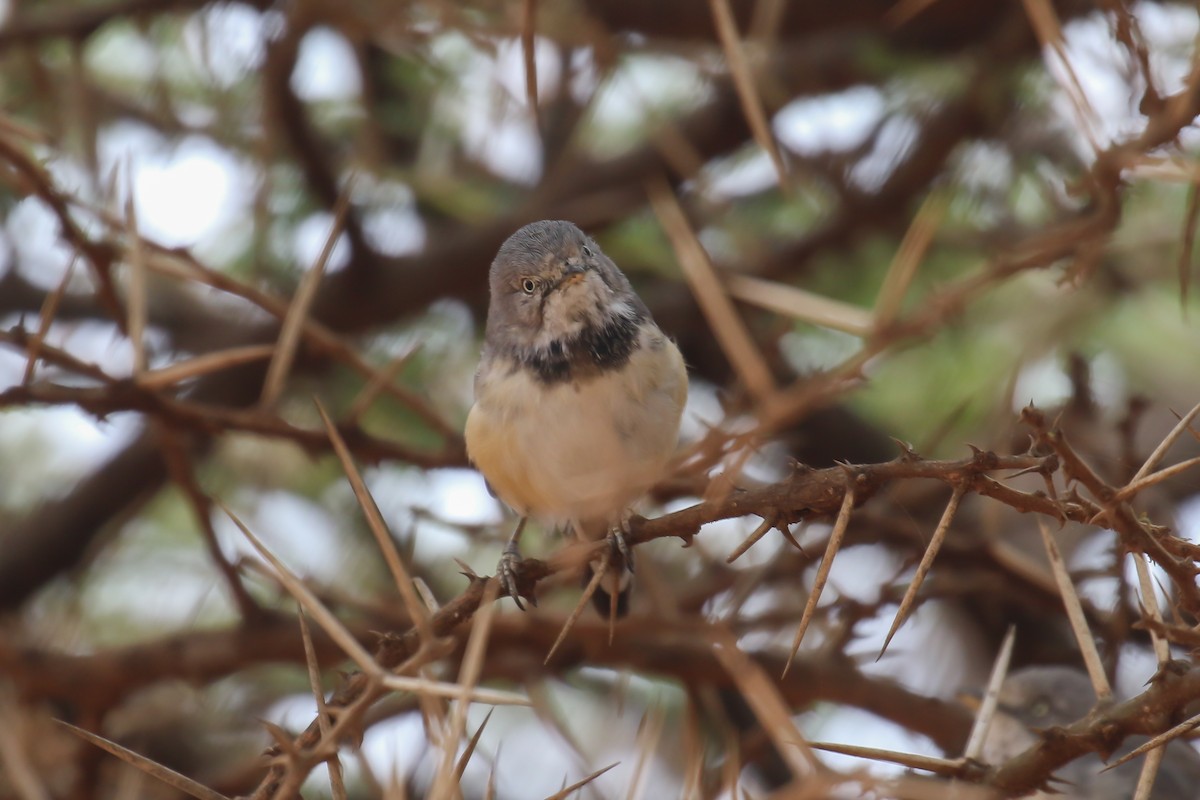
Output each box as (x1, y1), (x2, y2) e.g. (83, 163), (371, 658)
(498, 542), (532, 610)
(607, 524), (635, 574)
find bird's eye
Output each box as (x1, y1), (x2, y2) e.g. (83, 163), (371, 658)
(521, 278), (537, 294)
(581, 245), (593, 258)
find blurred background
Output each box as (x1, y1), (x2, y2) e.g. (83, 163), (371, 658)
(0, 0), (1199, 797)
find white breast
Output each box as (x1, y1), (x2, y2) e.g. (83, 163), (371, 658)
(465, 326), (687, 531)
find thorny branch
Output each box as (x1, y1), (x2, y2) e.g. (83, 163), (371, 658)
(244, 421), (1200, 797)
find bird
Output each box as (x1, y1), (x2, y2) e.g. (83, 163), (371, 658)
(464, 220), (688, 614)
(975, 665), (1200, 799)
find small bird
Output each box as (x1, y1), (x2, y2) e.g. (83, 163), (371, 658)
(975, 666), (1200, 799)
(464, 220), (688, 613)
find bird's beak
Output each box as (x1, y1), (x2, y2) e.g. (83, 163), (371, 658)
(556, 262), (589, 288)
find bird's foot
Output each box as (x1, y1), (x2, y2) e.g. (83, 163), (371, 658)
(584, 519), (637, 618)
(498, 542), (534, 610)
(606, 517), (636, 574)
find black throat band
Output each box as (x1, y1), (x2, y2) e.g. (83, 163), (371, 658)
(521, 312), (643, 384)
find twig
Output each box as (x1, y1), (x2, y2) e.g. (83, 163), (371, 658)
(648, 174), (776, 404)
(545, 556), (608, 665)
(708, 0), (788, 187)
(1178, 179), (1199, 304)
(0, 693), (51, 800)
(809, 741), (966, 778)
(962, 625), (1016, 761)
(1132, 554), (1171, 664)
(1114, 455), (1200, 502)
(123, 170), (148, 375)
(1037, 518), (1111, 700)
(298, 609), (347, 800)
(261, 181), (354, 408)
(21, 257), (77, 385)
(56, 721), (230, 800)
(873, 190), (947, 330)
(218, 501), (383, 676)
(521, 0), (538, 121)
(430, 579), (501, 798)
(541, 763), (620, 800)
(1130, 400), (1200, 482)
(625, 703), (666, 800)
(724, 273), (874, 337)
(315, 399), (435, 644)
(1131, 743), (1165, 800)
(726, 514), (777, 563)
(878, 485), (965, 660)
(711, 628), (818, 783)
(455, 709), (495, 783)
(783, 483), (855, 676)
(1102, 711), (1200, 772)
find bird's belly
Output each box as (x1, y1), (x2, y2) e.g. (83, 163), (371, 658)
(465, 340), (685, 527)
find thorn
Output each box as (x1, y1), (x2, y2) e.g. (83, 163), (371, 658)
(1006, 464), (1045, 479)
(777, 523), (806, 554)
